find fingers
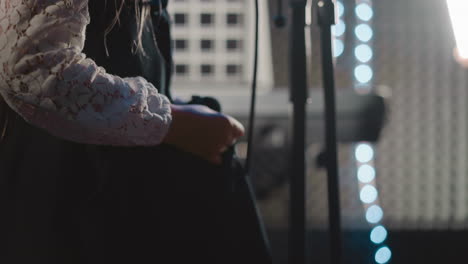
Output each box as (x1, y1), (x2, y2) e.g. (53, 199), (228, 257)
(206, 138), (234, 165)
(166, 104), (244, 165)
(205, 147), (225, 165)
(228, 115), (245, 138)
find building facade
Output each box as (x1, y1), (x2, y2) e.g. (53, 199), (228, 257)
(167, 0), (273, 91)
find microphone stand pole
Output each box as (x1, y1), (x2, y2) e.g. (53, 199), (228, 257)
(288, 0), (342, 263)
(316, 1), (342, 264)
(288, 1), (308, 264)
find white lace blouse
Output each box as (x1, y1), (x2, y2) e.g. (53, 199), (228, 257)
(0, 0), (172, 146)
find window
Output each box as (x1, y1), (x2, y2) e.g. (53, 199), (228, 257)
(174, 13), (187, 25)
(200, 39), (214, 51)
(226, 13), (242, 26)
(200, 64), (214, 75)
(226, 64), (241, 75)
(226, 39), (242, 51)
(174, 39), (188, 50)
(200, 13), (214, 26)
(175, 64), (189, 75)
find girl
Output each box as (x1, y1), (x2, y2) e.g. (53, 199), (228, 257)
(0, 0), (271, 263)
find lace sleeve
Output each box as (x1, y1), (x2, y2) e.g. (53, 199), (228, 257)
(0, 0), (172, 146)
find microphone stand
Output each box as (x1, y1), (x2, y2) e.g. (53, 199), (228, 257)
(288, 1), (308, 264)
(288, 0), (341, 264)
(316, 1), (342, 264)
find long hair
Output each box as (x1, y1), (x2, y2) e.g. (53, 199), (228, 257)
(104, 0), (153, 56)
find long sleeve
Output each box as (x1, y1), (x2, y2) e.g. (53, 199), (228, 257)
(0, 0), (172, 146)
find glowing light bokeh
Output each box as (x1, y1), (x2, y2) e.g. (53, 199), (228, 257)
(355, 24), (373, 42)
(357, 164), (376, 183)
(354, 64), (373, 84)
(355, 3), (373, 21)
(360, 185), (379, 204)
(370, 225), (388, 244)
(355, 44), (373, 63)
(332, 20), (346, 37)
(337, 1), (345, 17)
(366, 205), (384, 224)
(334, 39), (345, 57)
(355, 143), (374, 163)
(375, 246), (392, 264)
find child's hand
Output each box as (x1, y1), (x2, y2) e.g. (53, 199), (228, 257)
(163, 104), (245, 164)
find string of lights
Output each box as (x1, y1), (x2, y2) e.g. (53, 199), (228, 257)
(332, 0), (346, 58)
(353, 1), (392, 263)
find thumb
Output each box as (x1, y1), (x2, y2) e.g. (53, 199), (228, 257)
(228, 116), (245, 138)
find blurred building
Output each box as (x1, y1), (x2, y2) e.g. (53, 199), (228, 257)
(167, 0), (273, 90)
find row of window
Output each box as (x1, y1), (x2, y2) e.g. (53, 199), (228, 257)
(174, 39), (242, 51)
(175, 64), (242, 75)
(173, 13), (243, 26)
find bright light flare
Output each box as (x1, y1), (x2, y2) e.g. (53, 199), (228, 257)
(447, 0), (468, 59)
